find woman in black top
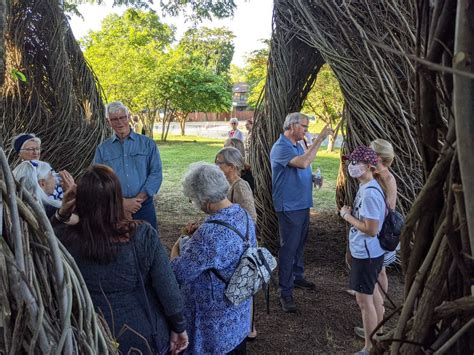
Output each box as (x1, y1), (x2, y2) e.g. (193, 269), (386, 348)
(53, 164), (188, 354)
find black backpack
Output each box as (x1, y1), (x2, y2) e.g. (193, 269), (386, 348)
(366, 186), (404, 252)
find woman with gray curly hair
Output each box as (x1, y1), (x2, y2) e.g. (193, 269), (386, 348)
(171, 162), (256, 355)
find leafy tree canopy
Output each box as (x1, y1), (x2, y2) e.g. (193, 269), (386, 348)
(67, 0), (236, 21)
(178, 27), (235, 75)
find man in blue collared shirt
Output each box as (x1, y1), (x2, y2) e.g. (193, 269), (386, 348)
(94, 101), (162, 230)
(270, 112), (332, 312)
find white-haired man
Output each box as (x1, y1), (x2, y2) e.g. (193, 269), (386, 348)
(93, 101), (162, 230)
(270, 112), (332, 312)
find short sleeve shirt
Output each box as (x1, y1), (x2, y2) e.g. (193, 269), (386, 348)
(349, 179), (386, 259)
(270, 134), (313, 212)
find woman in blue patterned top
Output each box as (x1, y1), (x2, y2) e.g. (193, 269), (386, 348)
(171, 162), (256, 354)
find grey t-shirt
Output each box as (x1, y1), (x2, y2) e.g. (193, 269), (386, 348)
(349, 179), (386, 259)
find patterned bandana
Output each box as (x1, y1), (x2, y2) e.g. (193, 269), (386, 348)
(342, 146), (378, 166)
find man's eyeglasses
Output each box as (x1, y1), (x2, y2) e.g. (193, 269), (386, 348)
(21, 148), (41, 152)
(298, 123), (309, 129)
(109, 115), (128, 123)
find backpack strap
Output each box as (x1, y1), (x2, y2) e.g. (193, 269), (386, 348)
(206, 211), (250, 284)
(207, 211), (249, 244)
(365, 186), (389, 212)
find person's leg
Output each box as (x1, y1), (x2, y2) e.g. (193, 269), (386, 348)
(277, 211), (302, 297)
(293, 209), (310, 281)
(133, 198), (158, 231)
(373, 284), (384, 325)
(378, 267), (388, 294)
(356, 292), (378, 350)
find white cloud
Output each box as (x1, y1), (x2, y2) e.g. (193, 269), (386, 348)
(68, 0), (273, 67)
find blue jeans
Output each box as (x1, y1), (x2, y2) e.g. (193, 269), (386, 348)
(133, 197), (158, 231)
(276, 209), (310, 297)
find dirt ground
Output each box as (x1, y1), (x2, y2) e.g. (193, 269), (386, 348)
(158, 210), (404, 354)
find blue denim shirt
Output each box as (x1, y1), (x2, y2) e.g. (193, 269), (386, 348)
(270, 134), (313, 212)
(93, 130), (162, 199)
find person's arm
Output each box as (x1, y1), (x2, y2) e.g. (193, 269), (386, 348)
(289, 126), (333, 169)
(140, 141), (163, 198)
(92, 146), (103, 165)
(385, 175), (397, 210)
(340, 206), (379, 237)
(143, 227), (186, 333)
(171, 224), (240, 284)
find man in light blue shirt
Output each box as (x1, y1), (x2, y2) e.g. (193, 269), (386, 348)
(94, 101), (162, 230)
(270, 112), (332, 312)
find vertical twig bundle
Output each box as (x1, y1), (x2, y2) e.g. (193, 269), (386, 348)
(0, 148), (116, 353)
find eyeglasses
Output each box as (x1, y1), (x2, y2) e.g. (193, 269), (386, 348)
(298, 123), (309, 129)
(215, 161), (227, 165)
(21, 148), (41, 152)
(109, 115), (128, 123)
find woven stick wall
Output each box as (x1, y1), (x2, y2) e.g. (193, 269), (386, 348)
(250, 0), (474, 353)
(0, 148), (116, 353)
(0, 0), (109, 176)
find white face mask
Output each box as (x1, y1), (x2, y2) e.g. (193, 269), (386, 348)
(348, 162), (367, 178)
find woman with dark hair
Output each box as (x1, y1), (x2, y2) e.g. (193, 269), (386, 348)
(53, 164), (188, 354)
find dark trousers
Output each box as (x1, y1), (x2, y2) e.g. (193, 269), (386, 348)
(133, 197), (158, 231)
(276, 208), (310, 297)
(227, 338), (247, 355)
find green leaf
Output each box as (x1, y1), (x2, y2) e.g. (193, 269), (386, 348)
(10, 69), (27, 82)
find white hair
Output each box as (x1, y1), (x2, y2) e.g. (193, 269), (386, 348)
(13, 161), (61, 209)
(182, 162), (229, 206)
(105, 101), (129, 118)
(283, 112), (309, 130)
(229, 117), (239, 124)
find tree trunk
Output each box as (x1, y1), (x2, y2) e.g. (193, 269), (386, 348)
(453, 0), (474, 295)
(326, 119), (342, 152)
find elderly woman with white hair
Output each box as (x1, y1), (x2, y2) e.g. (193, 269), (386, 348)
(228, 117), (244, 142)
(11, 133), (42, 161)
(171, 162), (256, 355)
(13, 160), (63, 218)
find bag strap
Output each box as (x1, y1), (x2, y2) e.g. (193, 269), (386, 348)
(132, 238), (161, 352)
(365, 186), (389, 211)
(206, 211), (250, 283)
(207, 211), (249, 244)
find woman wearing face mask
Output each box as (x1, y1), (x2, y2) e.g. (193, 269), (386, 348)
(171, 162), (256, 354)
(339, 146), (386, 355)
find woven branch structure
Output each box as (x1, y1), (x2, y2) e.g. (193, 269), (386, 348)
(250, 0), (474, 353)
(0, 0), (109, 176)
(0, 148), (116, 353)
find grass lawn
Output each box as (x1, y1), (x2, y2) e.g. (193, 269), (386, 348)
(156, 135), (341, 218)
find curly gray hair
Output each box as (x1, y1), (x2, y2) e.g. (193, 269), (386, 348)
(216, 147), (244, 172)
(182, 162), (229, 206)
(105, 101), (129, 118)
(283, 112), (309, 130)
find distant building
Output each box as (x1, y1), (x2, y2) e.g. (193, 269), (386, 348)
(187, 82), (254, 122)
(232, 82), (251, 112)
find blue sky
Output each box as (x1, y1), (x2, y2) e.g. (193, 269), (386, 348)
(68, 0), (273, 67)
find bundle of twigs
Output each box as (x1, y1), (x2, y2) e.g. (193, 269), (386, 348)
(0, 0), (109, 176)
(0, 148), (116, 353)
